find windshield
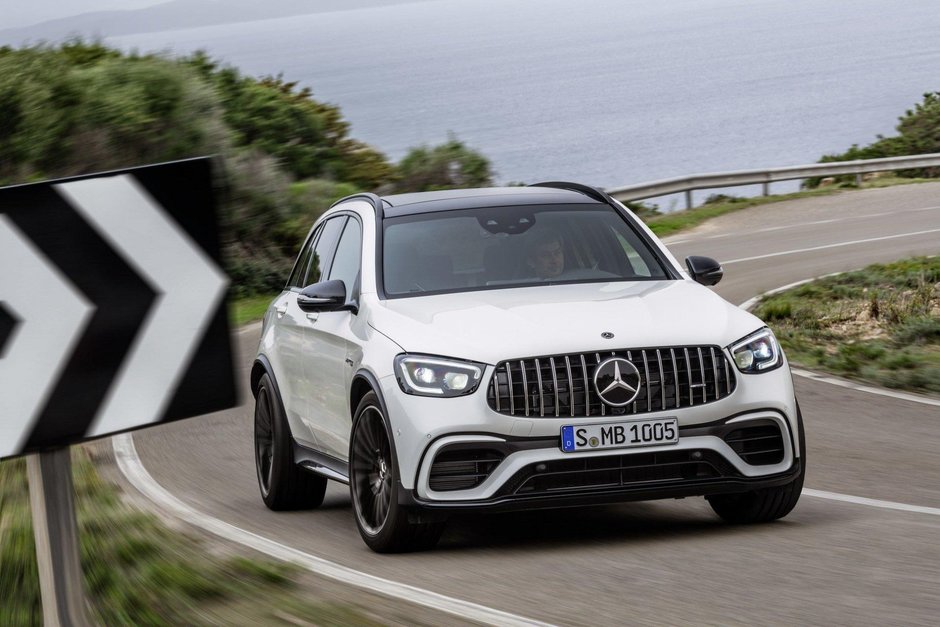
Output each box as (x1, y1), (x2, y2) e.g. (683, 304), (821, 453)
(382, 204), (672, 297)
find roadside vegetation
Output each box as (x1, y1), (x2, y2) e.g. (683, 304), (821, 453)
(805, 91), (940, 187)
(0, 449), (383, 626)
(754, 257), (940, 395)
(0, 41), (494, 301)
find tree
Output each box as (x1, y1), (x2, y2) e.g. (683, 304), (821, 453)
(393, 134), (494, 192)
(0, 44), (225, 182)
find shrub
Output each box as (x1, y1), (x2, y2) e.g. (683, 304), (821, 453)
(393, 134), (493, 192)
(805, 92), (940, 187)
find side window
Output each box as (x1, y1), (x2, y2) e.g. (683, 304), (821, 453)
(327, 217), (362, 303)
(306, 216), (347, 287)
(286, 226), (321, 289)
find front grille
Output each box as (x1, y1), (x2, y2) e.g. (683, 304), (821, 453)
(487, 346), (736, 418)
(500, 450), (740, 496)
(428, 448), (505, 492)
(723, 422), (785, 465)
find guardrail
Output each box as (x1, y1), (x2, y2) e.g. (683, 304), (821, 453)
(606, 152), (940, 209)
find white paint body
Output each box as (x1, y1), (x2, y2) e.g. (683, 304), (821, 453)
(256, 196), (800, 498)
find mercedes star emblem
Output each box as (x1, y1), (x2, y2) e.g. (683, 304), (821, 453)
(593, 357), (642, 406)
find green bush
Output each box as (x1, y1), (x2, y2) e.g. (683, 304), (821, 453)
(892, 316), (940, 345)
(806, 91), (940, 187)
(757, 298), (792, 321)
(393, 133), (493, 192)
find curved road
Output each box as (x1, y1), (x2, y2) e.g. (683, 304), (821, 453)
(127, 183), (940, 625)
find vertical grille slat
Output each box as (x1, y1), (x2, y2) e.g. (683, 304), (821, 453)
(550, 357), (560, 417)
(710, 347), (720, 400)
(534, 358), (545, 417)
(670, 348), (680, 409)
(506, 362), (515, 414)
(565, 356), (575, 418)
(488, 346), (735, 418)
(519, 360), (529, 417)
(494, 363), (502, 412)
(697, 347), (707, 403)
(656, 349), (666, 411)
(580, 354), (591, 417)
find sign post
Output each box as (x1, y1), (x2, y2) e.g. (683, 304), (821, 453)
(1, 158), (238, 624)
(27, 448), (90, 627)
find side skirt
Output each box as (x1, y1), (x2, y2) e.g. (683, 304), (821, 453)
(292, 439), (350, 484)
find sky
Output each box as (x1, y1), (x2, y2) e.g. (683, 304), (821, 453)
(6, 0), (161, 29)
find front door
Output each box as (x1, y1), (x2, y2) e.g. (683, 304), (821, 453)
(302, 216), (362, 461)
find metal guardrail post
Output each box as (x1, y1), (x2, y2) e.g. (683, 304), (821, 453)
(685, 189), (692, 210)
(27, 448), (91, 627)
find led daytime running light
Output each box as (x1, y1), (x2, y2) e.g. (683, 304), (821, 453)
(395, 355), (484, 397)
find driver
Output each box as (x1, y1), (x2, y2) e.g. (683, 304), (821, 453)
(525, 230), (566, 279)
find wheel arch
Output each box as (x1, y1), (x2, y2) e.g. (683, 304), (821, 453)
(251, 355), (274, 399)
(350, 371), (377, 418)
(349, 368), (405, 490)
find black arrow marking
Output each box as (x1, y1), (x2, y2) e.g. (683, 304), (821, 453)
(2, 185), (156, 450)
(132, 159), (238, 423)
(0, 302), (19, 359)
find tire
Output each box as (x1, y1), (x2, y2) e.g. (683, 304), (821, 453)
(349, 391), (444, 553)
(254, 373), (327, 511)
(707, 404), (806, 524)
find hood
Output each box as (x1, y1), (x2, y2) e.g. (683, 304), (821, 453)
(366, 280), (764, 365)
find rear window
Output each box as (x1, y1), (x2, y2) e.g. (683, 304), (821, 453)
(382, 204), (671, 297)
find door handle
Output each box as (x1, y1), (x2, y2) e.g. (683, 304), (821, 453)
(275, 304), (288, 316)
(306, 312), (319, 322)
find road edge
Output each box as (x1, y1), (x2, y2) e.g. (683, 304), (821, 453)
(111, 433), (553, 627)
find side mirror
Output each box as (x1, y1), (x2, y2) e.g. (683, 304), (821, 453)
(297, 280), (348, 312)
(685, 255), (723, 286)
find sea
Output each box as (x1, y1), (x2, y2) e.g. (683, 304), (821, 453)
(109, 0), (940, 208)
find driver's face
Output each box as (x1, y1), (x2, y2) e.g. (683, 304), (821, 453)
(528, 240), (565, 278)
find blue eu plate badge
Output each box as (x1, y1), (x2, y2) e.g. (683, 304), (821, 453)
(561, 426), (576, 452)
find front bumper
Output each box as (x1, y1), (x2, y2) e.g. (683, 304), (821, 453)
(380, 358), (800, 501)
(399, 462), (802, 514)
(396, 409), (800, 513)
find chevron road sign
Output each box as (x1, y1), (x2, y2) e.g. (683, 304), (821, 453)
(0, 157), (238, 460)
(1, 158), (238, 625)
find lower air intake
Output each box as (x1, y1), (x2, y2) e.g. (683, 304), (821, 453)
(429, 448), (505, 492)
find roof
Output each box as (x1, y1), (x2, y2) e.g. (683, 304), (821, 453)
(380, 186), (604, 218)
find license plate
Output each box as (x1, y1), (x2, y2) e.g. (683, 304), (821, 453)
(561, 418), (678, 453)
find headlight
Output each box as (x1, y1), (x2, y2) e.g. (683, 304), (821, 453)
(394, 354), (485, 397)
(729, 328), (782, 373)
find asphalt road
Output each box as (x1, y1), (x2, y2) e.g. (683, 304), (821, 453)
(130, 183), (940, 626)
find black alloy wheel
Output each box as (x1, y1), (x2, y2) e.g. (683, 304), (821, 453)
(351, 404), (394, 535)
(254, 384), (276, 498)
(349, 391), (445, 552)
(253, 373), (327, 510)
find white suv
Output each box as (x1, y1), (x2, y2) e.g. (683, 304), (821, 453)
(251, 183), (805, 552)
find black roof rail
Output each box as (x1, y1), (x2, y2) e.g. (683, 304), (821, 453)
(330, 192), (386, 218)
(528, 181), (611, 205)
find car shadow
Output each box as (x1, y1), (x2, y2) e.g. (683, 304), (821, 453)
(431, 497), (843, 552)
